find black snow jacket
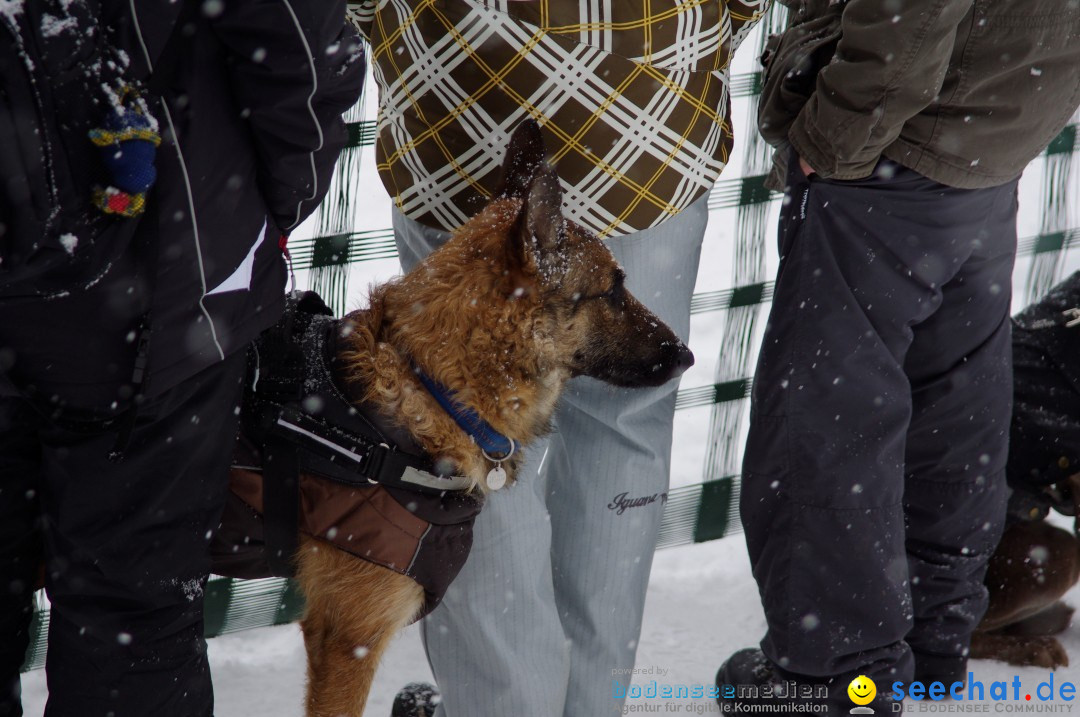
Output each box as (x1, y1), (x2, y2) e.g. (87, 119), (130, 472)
(0, 0), (364, 410)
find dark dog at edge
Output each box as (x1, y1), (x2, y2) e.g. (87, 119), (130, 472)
(972, 474), (1080, 669)
(972, 273), (1080, 670)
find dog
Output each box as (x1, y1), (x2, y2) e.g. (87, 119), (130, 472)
(970, 273), (1080, 670)
(972, 474), (1080, 669)
(235, 121), (694, 716)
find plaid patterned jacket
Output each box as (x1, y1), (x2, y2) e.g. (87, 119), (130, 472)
(350, 0), (770, 236)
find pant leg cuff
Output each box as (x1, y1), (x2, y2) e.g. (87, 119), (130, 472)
(913, 652), (968, 685)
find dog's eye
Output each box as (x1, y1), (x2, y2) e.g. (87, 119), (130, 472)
(571, 270), (626, 310)
(606, 279), (626, 306)
(573, 285), (616, 306)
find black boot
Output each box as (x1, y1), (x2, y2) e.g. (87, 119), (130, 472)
(391, 682), (440, 717)
(716, 648), (824, 714)
(716, 648), (902, 715)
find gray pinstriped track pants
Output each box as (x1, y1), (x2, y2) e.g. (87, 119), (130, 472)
(391, 195), (707, 717)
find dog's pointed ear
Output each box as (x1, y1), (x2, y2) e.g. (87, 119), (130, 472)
(522, 164), (566, 255)
(508, 162), (567, 277)
(495, 119), (547, 199)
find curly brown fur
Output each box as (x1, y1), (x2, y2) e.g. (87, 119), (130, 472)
(291, 121), (693, 716)
(332, 197), (555, 490)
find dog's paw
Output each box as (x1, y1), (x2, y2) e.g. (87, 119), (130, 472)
(971, 632), (1070, 669)
(392, 682), (440, 717)
(1021, 636), (1070, 669)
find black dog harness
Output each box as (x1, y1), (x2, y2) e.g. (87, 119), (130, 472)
(212, 291), (483, 617)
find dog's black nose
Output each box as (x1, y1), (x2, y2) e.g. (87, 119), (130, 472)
(673, 342), (694, 375)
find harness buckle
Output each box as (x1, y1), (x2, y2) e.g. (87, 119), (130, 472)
(364, 442), (390, 483)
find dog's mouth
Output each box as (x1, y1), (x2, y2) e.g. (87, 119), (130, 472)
(575, 341), (694, 388)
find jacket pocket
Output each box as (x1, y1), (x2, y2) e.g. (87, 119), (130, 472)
(757, 2), (845, 148)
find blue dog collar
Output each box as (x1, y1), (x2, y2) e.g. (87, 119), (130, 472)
(413, 367), (517, 460)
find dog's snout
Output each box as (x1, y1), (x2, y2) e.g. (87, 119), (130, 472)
(659, 340), (693, 381)
(673, 342), (694, 375)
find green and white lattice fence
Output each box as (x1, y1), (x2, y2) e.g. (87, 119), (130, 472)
(21, 8), (1079, 671)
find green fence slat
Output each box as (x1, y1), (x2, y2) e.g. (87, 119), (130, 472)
(345, 120), (377, 149)
(1019, 228), (1077, 256)
(274, 580), (306, 626)
(655, 484), (697, 547)
(1033, 231), (1066, 255)
(675, 385), (719, 410)
(673, 379), (752, 411)
(690, 282), (775, 314)
(692, 477), (735, 543)
(1047, 124), (1077, 155)
(731, 71), (763, 98)
(709, 174), (778, 210)
(21, 601), (49, 672)
(346, 121), (364, 148)
(738, 175), (773, 207)
(310, 233), (353, 268)
(714, 379), (751, 404)
(728, 282), (767, 309)
(749, 72), (764, 96)
(203, 578), (234, 639)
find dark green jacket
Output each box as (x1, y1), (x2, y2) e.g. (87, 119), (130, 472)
(760, 0), (1080, 188)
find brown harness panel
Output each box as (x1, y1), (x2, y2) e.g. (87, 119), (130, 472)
(212, 467), (480, 620)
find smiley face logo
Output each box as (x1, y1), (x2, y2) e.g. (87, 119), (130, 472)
(848, 675), (877, 706)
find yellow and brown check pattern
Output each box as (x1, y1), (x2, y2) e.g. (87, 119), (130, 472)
(350, 0), (770, 236)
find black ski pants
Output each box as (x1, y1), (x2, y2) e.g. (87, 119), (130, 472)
(741, 154), (1019, 690)
(0, 351), (245, 717)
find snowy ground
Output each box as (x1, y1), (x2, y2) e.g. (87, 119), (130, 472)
(21, 532), (1080, 716)
(18, 36), (1080, 716)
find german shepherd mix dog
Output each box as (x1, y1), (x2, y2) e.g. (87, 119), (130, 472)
(281, 121), (692, 716)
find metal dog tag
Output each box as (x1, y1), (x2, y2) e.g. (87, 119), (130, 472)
(486, 464), (507, 490)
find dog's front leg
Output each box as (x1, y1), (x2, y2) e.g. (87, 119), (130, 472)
(981, 520), (1080, 632)
(296, 538), (425, 717)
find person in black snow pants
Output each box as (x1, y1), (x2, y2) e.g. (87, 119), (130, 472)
(0, 2), (363, 715)
(715, 0), (1080, 712)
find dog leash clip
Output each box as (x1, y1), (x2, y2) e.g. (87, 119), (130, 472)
(1063, 307), (1080, 328)
(481, 440), (516, 490)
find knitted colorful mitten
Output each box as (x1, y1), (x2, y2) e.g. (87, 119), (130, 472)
(89, 86), (161, 217)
